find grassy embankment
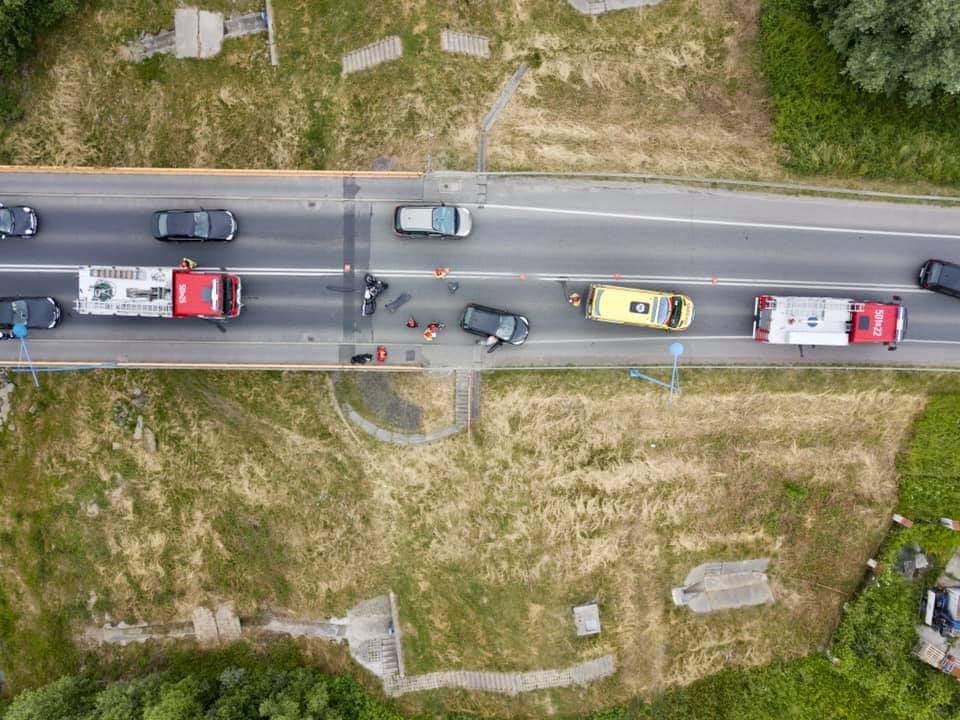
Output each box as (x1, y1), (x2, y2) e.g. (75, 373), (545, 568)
(1, 0), (774, 180)
(758, 0), (960, 190)
(597, 389), (960, 720)
(0, 367), (947, 717)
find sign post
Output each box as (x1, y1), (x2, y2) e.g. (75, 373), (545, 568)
(628, 342), (684, 402)
(12, 323), (39, 388)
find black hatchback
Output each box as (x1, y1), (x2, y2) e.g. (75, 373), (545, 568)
(0, 297), (61, 329)
(459, 303), (530, 348)
(920, 259), (960, 299)
(152, 209), (237, 241)
(0, 203), (38, 239)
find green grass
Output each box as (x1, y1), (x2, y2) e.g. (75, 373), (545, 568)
(897, 393), (960, 520)
(759, 0), (960, 187)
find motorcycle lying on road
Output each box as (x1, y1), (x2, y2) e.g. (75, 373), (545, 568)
(361, 273), (389, 317)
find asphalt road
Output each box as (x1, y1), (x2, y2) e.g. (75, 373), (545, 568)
(1, 168), (960, 369)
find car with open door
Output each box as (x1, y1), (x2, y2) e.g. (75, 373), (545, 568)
(459, 303), (529, 350)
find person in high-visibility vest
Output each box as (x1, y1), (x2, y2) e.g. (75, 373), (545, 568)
(568, 292), (582, 307)
(179, 258), (198, 271)
(376, 345), (387, 363)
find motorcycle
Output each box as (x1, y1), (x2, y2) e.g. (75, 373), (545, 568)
(361, 273), (388, 317)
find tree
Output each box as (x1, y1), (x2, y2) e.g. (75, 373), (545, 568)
(3, 676), (93, 720)
(258, 669), (334, 720)
(141, 677), (206, 720)
(813, 0), (960, 105)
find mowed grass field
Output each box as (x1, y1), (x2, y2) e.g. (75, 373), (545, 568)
(0, 368), (936, 715)
(1, 0), (778, 179)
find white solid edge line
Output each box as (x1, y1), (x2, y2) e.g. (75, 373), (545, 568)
(525, 335), (753, 344)
(902, 339), (960, 345)
(481, 203), (960, 240)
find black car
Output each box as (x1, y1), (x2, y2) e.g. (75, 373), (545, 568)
(920, 259), (960, 299)
(0, 297), (61, 329)
(459, 303), (530, 349)
(152, 209), (237, 241)
(0, 203), (38, 239)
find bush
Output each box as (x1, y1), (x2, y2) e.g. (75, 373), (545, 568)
(897, 394), (960, 519)
(758, 0), (960, 186)
(0, 0), (84, 129)
(1, 647), (402, 720)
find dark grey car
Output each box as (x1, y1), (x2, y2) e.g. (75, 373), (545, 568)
(152, 209), (237, 241)
(459, 303), (530, 348)
(0, 204), (38, 238)
(0, 297), (61, 329)
(920, 259), (960, 299)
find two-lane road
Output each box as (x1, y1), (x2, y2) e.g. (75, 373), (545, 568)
(1, 168), (959, 369)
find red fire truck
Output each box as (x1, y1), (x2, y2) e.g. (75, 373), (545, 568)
(75, 265), (242, 319)
(752, 295), (906, 348)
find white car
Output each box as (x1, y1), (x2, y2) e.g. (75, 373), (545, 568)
(393, 203), (472, 238)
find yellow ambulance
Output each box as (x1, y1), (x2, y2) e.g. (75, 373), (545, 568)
(585, 284), (694, 331)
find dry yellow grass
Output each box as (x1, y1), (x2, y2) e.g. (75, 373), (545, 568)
(487, 0), (779, 177)
(362, 378), (923, 708)
(388, 372), (455, 433)
(0, 368), (926, 711)
(4, 0), (781, 180)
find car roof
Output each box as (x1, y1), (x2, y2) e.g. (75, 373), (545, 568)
(464, 304), (509, 333)
(163, 210), (197, 235)
(938, 261), (960, 289)
(591, 285), (674, 324)
(398, 206), (436, 231)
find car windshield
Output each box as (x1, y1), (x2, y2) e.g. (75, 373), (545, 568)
(10, 300), (27, 325)
(667, 296), (684, 328)
(221, 278), (232, 316)
(496, 314), (517, 339)
(926, 262), (943, 284)
(193, 212), (210, 239)
(655, 297), (670, 325)
(431, 206), (456, 235)
(0, 209), (13, 234)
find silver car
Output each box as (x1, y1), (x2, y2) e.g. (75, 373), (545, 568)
(393, 203), (472, 238)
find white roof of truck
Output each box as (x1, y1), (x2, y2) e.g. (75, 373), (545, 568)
(756, 296), (855, 345)
(76, 266), (173, 317)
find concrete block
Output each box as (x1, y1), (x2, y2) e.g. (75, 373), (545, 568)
(174, 8), (200, 58)
(192, 607), (219, 642)
(197, 10), (224, 58)
(215, 603), (242, 640)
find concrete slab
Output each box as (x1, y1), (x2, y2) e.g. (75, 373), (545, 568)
(191, 606), (219, 642)
(174, 8), (200, 59)
(197, 10), (224, 59)
(573, 601), (601, 636)
(224, 11), (267, 38)
(566, 0), (663, 14)
(214, 603), (242, 640)
(673, 558), (774, 613)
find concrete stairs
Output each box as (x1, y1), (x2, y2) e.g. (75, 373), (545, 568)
(380, 637), (400, 676)
(440, 30), (490, 58)
(342, 36), (403, 76)
(455, 370), (480, 430)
